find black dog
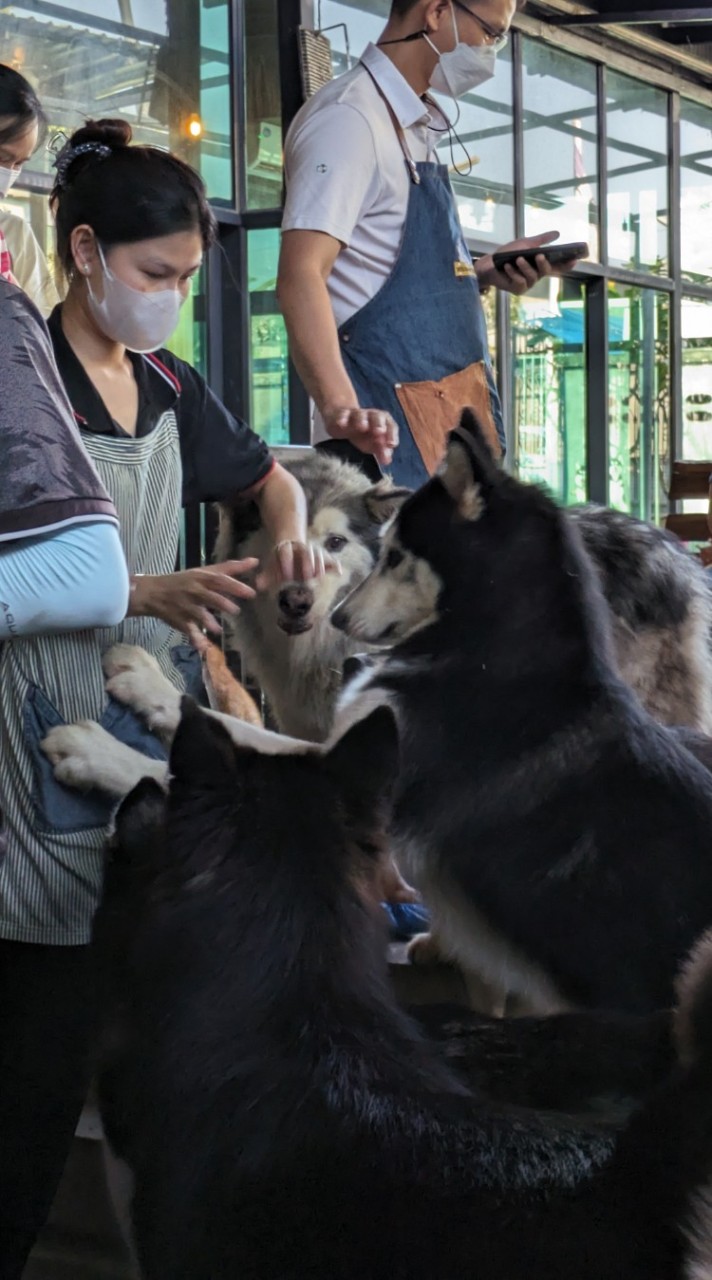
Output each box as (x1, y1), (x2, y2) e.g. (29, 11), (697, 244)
(94, 700), (712, 1279)
(331, 412), (712, 1017)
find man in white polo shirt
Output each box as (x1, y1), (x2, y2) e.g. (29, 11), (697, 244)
(278, 0), (582, 487)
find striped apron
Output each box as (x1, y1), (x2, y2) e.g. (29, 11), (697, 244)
(0, 408), (189, 945)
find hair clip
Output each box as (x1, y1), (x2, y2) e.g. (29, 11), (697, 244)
(52, 139), (112, 188)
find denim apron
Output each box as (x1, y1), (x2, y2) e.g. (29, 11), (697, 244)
(319, 75), (505, 490)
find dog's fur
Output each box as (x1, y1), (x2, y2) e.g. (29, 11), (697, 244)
(331, 413), (712, 1017)
(219, 454), (712, 742)
(94, 700), (712, 1279)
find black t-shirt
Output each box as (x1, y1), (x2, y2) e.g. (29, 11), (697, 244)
(47, 306), (273, 506)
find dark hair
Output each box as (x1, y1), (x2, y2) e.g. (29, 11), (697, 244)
(51, 118), (217, 275)
(0, 64), (47, 150)
(390, 0), (422, 13)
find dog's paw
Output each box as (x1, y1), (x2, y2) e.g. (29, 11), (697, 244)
(407, 931), (449, 967)
(102, 643), (162, 681)
(104, 649), (180, 736)
(41, 721), (157, 796)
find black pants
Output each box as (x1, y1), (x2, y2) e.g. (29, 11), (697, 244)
(0, 940), (95, 1279)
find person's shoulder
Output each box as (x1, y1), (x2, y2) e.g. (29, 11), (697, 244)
(144, 346), (192, 395)
(287, 64), (382, 141)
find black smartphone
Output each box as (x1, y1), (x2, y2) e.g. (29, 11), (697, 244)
(492, 242), (589, 272)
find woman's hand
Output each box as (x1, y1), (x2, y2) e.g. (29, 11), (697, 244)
(128, 560), (258, 651)
(255, 540), (340, 592)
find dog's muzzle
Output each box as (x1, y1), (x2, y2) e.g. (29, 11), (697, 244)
(277, 583), (314, 635)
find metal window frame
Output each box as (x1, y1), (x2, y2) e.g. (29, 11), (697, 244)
(212, 0), (712, 502)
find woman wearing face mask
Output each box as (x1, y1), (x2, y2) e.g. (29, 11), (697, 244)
(278, 0), (583, 487)
(0, 117), (327, 1278)
(0, 64), (60, 314)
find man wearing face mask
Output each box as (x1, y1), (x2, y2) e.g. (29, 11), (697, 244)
(278, 0), (582, 487)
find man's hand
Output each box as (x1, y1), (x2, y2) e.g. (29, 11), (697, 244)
(323, 406), (398, 469)
(476, 231), (584, 296)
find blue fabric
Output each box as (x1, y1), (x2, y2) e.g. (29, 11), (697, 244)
(0, 521), (128, 640)
(24, 684), (168, 834)
(337, 155), (505, 489)
(384, 901), (431, 941)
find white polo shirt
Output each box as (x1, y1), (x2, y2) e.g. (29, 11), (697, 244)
(283, 43), (448, 330)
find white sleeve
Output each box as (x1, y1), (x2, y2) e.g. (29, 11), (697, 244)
(1, 214), (60, 318)
(0, 521), (129, 639)
(282, 103), (380, 247)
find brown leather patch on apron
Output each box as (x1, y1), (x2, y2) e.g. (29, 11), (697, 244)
(395, 361), (502, 478)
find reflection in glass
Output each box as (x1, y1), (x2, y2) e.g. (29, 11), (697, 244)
(244, 0), (283, 211)
(608, 285), (669, 523)
(248, 229), (290, 445)
(681, 101), (712, 288)
(511, 278), (587, 504)
(682, 298), (712, 460)
(522, 40), (599, 259)
(0, 1), (234, 202)
(439, 44), (514, 246)
(607, 72), (668, 275)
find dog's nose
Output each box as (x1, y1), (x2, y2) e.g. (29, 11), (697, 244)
(278, 584), (313, 621)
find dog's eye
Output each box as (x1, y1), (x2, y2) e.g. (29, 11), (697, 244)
(325, 535), (348, 553)
(385, 547), (404, 570)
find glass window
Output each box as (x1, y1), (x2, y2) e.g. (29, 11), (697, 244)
(248, 229), (290, 445)
(1, 2), (234, 202)
(681, 100), (712, 288)
(511, 278), (587, 505)
(443, 44), (514, 246)
(607, 72), (668, 276)
(608, 285), (670, 523)
(319, 2), (382, 73)
(682, 297), (712, 461)
(522, 40), (599, 260)
(244, 0), (283, 211)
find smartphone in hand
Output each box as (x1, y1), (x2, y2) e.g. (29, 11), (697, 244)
(492, 242), (589, 272)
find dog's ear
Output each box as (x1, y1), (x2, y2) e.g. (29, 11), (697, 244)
(169, 696), (240, 791)
(438, 408), (500, 519)
(326, 705), (400, 820)
(364, 480), (412, 525)
(110, 777), (166, 867)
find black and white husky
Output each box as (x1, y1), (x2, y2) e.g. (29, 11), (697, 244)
(94, 699), (712, 1280)
(219, 453), (711, 742)
(331, 413), (712, 1017)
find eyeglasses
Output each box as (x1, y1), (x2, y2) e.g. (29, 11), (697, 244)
(452, 0), (510, 51)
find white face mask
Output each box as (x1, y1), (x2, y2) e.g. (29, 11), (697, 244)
(425, 4), (497, 99)
(0, 166), (21, 198)
(85, 242), (184, 353)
